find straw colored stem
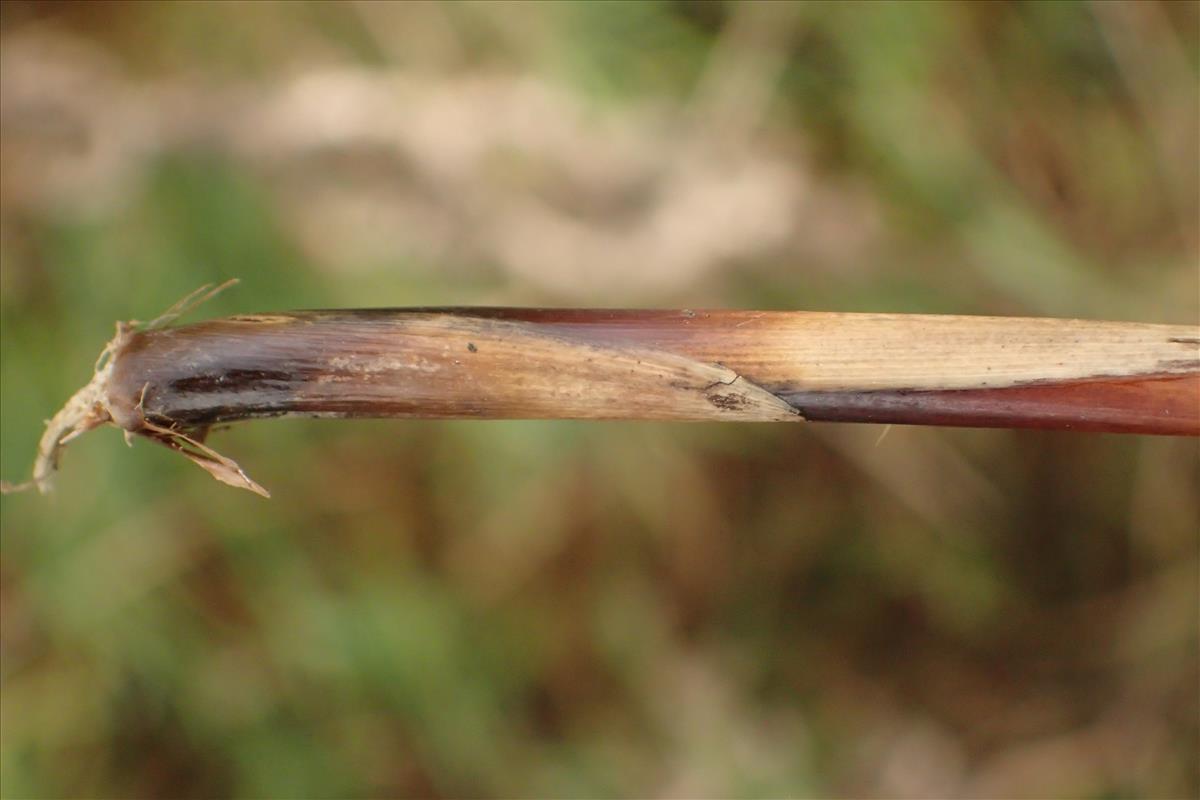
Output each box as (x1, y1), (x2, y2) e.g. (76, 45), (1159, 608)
(6, 308), (1197, 497)
(105, 309), (1198, 433)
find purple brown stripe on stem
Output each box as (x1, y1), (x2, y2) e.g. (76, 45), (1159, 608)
(783, 373), (1200, 435)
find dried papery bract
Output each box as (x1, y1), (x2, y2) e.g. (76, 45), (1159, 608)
(4, 294), (1198, 497)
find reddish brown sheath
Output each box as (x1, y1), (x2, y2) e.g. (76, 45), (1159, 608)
(6, 307), (1198, 497)
(102, 309), (1198, 435)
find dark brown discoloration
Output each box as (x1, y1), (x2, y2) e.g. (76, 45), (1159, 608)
(171, 368), (296, 393)
(708, 393), (750, 411)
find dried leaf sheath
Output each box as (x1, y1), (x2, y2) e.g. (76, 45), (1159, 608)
(7, 308), (1199, 496)
(106, 311), (804, 426)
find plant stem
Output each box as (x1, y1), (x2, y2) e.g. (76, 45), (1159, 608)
(6, 308), (1198, 496)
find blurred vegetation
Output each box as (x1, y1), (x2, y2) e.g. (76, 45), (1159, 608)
(1, 1), (1197, 798)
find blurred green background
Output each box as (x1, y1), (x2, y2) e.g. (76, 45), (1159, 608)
(1, 1), (1197, 797)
